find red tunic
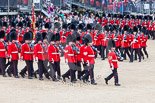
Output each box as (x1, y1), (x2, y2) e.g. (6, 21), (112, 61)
(83, 46), (95, 64)
(0, 42), (7, 58)
(121, 34), (130, 47)
(92, 32), (101, 46)
(64, 45), (76, 63)
(108, 51), (119, 68)
(47, 44), (60, 62)
(20, 43), (33, 60)
(131, 35), (140, 49)
(34, 43), (46, 60)
(8, 43), (20, 60)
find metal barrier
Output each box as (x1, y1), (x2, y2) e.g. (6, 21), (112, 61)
(67, 0), (155, 14)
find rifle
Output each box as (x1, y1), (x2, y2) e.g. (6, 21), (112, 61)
(15, 42), (21, 52)
(71, 44), (79, 54)
(3, 41), (8, 50)
(114, 50), (124, 61)
(90, 45), (98, 53)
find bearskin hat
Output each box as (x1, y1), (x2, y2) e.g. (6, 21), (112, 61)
(35, 32), (43, 42)
(87, 24), (92, 30)
(23, 32), (32, 41)
(45, 23), (50, 29)
(48, 32), (55, 42)
(10, 31), (17, 41)
(67, 35), (74, 44)
(95, 24), (102, 31)
(84, 34), (92, 45)
(3, 22), (7, 27)
(107, 39), (116, 50)
(104, 25), (109, 32)
(62, 23), (68, 29)
(54, 22), (60, 29)
(55, 33), (60, 41)
(133, 26), (138, 32)
(123, 25), (129, 31)
(42, 32), (47, 40)
(76, 32), (81, 41)
(137, 25), (141, 31)
(18, 22), (23, 28)
(70, 24), (76, 30)
(0, 30), (5, 38)
(78, 23), (84, 30)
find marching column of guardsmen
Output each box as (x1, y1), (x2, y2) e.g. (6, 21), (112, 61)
(0, 13), (152, 86)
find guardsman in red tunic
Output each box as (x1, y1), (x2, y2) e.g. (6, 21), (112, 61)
(75, 33), (82, 80)
(0, 30), (7, 77)
(81, 34), (97, 85)
(18, 21), (24, 44)
(130, 26), (141, 62)
(113, 25), (121, 53)
(101, 25), (109, 60)
(20, 32), (34, 79)
(55, 33), (62, 80)
(60, 23), (68, 56)
(62, 35), (76, 83)
(34, 33), (47, 80)
(105, 39), (121, 86)
(92, 24), (102, 58)
(47, 32), (59, 82)
(7, 31), (20, 78)
(141, 27), (149, 58)
(120, 25), (130, 60)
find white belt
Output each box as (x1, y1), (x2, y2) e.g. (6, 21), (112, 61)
(88, 55), (95, 57)
(24, 52), (34, 54)
(11, 51), (18, 53)
(52, 53), (59, 54)
(68, 54), (74, 56)
(37, 52), (44, 53)
(112, 60), (118, 62)
(64, 50), (68, 53)
(0, 49), (6, 51)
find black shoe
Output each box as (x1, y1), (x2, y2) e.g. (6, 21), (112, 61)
(78, 77), (81, 80)
(7, 71), (12, 77)
(19, 72), (25, 78)
(129, 61), (133, 63)
(147, 55), (149, 58)
(101, 58), (105, 60)
(86, 80), (90, 82)
(39, 78), (44, 81)
(33, 72), (37, 78)
(62, 76), (66, 82)
(115, 83), (121, 86)
(71, 81), (76, 83)
(91, 82), (97, 85)
(142, 56), (145, 60)
(74, 79), (77, 81)
(15, 75), (19, 78)
(81, 78), (86, 83)
(53, 79), (58, 82)
(28, 76), (33, 79)
(104, 78), (108, 85)
(57, 76), (62, 80)
(3, 74), (7, 77)
(139, 59), (141, 62)
(67, 76), (70, 79)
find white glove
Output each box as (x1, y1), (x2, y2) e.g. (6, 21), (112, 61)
(65, 59), (68, 64)
(111, 65), (114, 70)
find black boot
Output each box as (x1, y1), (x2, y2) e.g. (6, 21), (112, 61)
(19, 72), (25, 78)
(104, 78), (108, 85)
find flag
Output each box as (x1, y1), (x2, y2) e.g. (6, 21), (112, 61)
(31, 3), (35, 39)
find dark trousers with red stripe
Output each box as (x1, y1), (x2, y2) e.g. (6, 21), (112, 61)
(106, 69), (118, 84)
(25, 60), (33, 77)
(10, 60), (18, 76)
(81, 62), (89, 80)
(101, 46), (106, 60)
(130, 48), (141, 62)
(82, 64), (95, 83)
(38, 60), (47, 78)
(49, 61), (56, 80)
(76, 61), (82, 79)
(63, 63), (76, 82)
(121, 47), (130, 60)
(55, 61), (61, 78)
(0, 57), (6, 75)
